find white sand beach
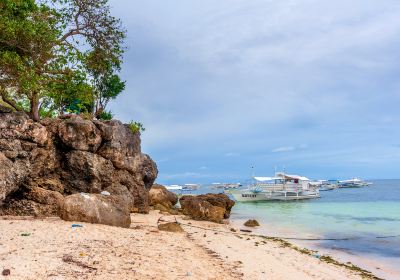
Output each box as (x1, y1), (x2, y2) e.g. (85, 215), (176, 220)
(0, 212), (375, 280)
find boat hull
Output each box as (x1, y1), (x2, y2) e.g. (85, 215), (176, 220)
(230, 191), (320, 202)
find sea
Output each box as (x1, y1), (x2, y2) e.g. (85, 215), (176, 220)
(190, 179), (400, 280)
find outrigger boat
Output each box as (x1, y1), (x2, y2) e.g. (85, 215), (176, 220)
(211, 183), (242, 190)
(226, 173), (320, 202)
(310, 180), (339, 191)
(338, 178), (372, 188)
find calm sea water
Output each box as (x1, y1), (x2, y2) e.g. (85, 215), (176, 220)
(191, 179), (400, 278)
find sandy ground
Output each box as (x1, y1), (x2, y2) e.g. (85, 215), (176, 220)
(0, 212), (370, 280)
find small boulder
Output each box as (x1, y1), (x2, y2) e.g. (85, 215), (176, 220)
(149, 184), (178, 208)
(60, 193), (131, 228)
(244, 219), (260, 227)
(158, 222), (184, 233)
(180, 195), (231, 223)
(194, 193), (235, 218)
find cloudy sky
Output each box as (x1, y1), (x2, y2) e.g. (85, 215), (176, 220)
(108, 0), (400, 183)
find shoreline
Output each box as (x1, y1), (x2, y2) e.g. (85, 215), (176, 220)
(229, 216), (399, 280)
(0, 211), (381, 280)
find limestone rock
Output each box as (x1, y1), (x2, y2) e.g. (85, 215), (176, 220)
(0, 112), (158, 218)
(62, 150), (114, 194)
(58, 116), (102, 152)
(149, 184), (178, 208)
(0, 187), (64, 216)
(60, 193), (131, 228)
(179, 195), (231, 223)
(183, 193), (235, 219)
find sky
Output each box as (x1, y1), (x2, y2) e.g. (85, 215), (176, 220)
(108, 0), (400, 184)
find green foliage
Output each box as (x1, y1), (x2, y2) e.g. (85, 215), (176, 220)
(0, 0), (126, 121)
(98, 110), (113, 120)
(127, 121), (145, 134)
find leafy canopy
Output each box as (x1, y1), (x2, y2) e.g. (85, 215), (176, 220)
(0, 0), (126, 120)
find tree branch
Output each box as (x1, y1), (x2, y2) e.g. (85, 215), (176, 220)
(0, 90), (22, 112)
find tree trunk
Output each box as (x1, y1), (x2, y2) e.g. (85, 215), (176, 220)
(29, 94), (40, 121)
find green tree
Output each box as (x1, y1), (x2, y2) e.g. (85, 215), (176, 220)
(0, 0), (125, 121)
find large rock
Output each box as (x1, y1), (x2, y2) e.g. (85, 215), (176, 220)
(58, 116), (102, 152)
(95, 120), (141, 170)
(0, 186), (64, 216)
(194, 193), (235, 219)
(0, 112), (158, 218)
(179, 194), (235, 223)
(149, 184), (178, 208)
(60, 193), (131, 228)
(62, 151), (115, 194)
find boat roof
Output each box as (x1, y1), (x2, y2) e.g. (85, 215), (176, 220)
(166, 185), (183, 190)
(276, 173), (310, 181)
(253, 176), (281, 182)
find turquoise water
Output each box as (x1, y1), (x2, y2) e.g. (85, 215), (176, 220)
(229, 180), (400, 259)
(221, 179), (400, 278)
(175, 180), (400, 277)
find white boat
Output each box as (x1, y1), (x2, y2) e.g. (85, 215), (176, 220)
(165, 185), (183, 190)
(339, 178), (372, 188)
(226, 173), (320, 202)
(182, 184), (200, 191)
(211, 183), (242, 189)
(311, 180), (339, 191)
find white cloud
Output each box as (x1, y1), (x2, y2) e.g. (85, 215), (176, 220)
(225, 152), (240, 157)
(271, 146), (295, 153)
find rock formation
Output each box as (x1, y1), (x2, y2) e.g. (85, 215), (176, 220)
(61, 193), (131, 228)
(179, 194), (235, 223)
(0, 112), (158, 219)
(149, 184), (178, 208)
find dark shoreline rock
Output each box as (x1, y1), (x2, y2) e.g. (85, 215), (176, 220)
(244, 219), (260, 227)
(179, 193), (235, 223)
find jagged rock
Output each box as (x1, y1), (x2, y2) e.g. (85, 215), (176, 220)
(0, 152), (29, 202)
(179, 195), (232, 223)
(58, 116), (102, 152)
(0, 112), (158, 218)
(244, 219), (260, 227)
(149, 184), (178, 208)
(60, 193), (131, 228)
(0, 187), (64, 216)
(158, 222), (184, 233)
(62, 150), (115, 194)
(95, 120), (141, 170)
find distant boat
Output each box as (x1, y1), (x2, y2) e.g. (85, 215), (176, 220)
(226, 172), (320, 202)
(165, 185), (183, 190)
(211, 183), (242, 190)
(311, 180), (339, 191)
(182, 184), (200, 191)
(339, 178), (372, 188)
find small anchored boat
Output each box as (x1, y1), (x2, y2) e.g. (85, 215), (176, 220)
(338, 178), (372, 188)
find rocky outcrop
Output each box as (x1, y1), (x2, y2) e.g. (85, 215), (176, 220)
(149, 184), (178, 208)
(60, 193), (131, 228)
(179, 194), (235, 223)
(0, 112), (158, 218)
